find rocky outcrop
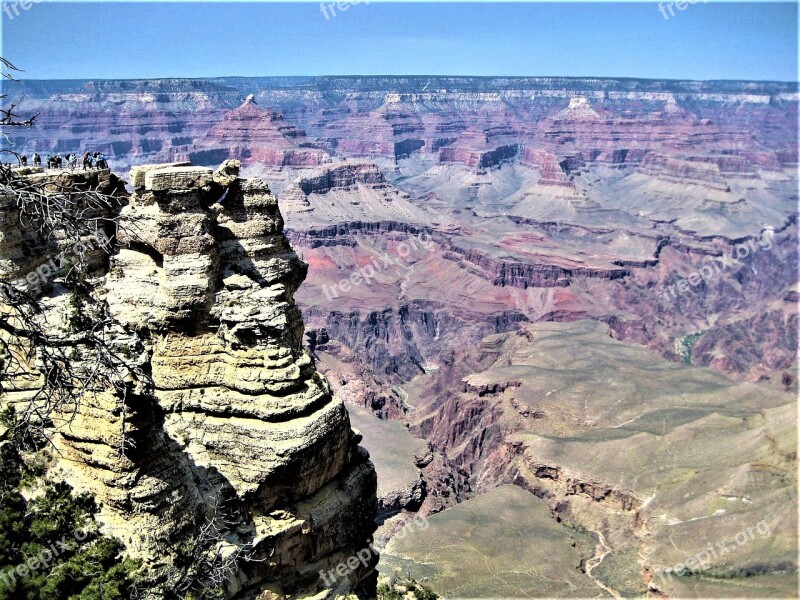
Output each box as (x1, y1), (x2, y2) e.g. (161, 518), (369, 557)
(519, 148), (575, 187)
(637, 153), (732, 191)
(196, 96), (332, 167)
(0, 168), (125, 286)
(441, 243), (630, 288)
(435, 125), (520, 172)
(554, 95), (605, 121)
(296, 163), (388, 195)
(1, 161), (378, 598)
(691, 308), (798, 378)
(287, 220), (433, 248)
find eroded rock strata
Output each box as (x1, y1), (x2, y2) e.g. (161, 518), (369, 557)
(381, 321), (797, 597)
(4, 75), (798, 595)
(0, 162), (378, 599)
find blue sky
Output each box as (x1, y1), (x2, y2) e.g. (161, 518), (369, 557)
(1, 2), (797, 81)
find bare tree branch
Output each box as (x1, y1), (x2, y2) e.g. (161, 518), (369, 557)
(170, 489), (266, 599)
(0, 57), (149, 451)
(1, 57), (23, 80)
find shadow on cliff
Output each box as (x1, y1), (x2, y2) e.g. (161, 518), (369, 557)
(124, 389), (266, 599)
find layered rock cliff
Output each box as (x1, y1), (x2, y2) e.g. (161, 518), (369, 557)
(0, 162), (378, 599)
(192, 96), (332, 167)
(8, 77), (796, 172)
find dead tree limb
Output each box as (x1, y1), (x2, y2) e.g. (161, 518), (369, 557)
(0, 57), (148, 449)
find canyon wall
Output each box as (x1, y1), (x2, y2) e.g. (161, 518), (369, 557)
(0, 162), (378, 599)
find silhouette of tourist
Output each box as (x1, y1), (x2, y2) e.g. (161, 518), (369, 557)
(20, 155), (27, 167)
(33, 153), (41, 167)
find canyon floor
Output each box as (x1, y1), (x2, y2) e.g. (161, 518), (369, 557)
(7, 76), (799, 597)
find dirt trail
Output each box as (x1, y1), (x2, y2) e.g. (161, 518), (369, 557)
(585, 529), (623, 598)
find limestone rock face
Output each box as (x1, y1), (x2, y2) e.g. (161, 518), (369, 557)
(2, 163), (378, 598)
(0, 169), (124, 286)
(130, 161), (193, 188)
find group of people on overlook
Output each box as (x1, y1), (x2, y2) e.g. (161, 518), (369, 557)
(18, 151), (108, 171)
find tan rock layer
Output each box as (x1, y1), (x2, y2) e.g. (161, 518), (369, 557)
(2, 161), (377, 598)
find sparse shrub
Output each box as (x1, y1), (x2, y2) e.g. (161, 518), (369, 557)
(378, 579), (439, 600)
(412, 582), (438, 600)
(377, 582), (404, 600)
(0, 440), (140, 599)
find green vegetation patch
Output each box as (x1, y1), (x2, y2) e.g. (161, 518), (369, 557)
(379, 485), (599, 598)
(0, 408), (140, 599)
